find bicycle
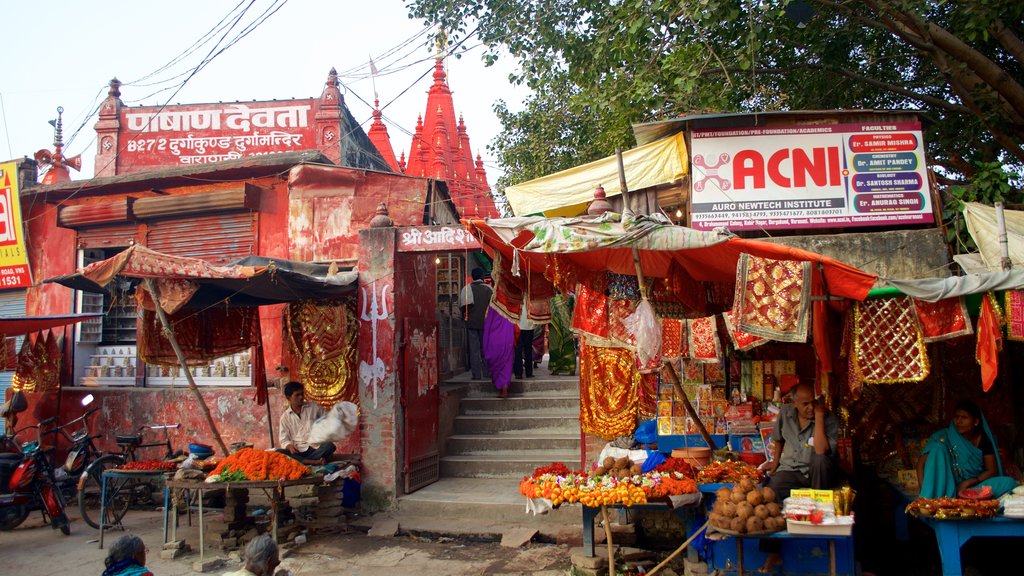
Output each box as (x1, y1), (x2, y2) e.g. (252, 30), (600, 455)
(77, 422), (181, 530)
(47, 401), (105, 504)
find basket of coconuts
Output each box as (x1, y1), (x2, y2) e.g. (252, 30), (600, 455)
(708, 477), (786, 535)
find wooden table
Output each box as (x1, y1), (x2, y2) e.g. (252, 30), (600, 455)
(581, 493), (702, 557)
(163, 475), (327, 564)
(916, 515), (1024, 576)
(99, 469), (170, 549)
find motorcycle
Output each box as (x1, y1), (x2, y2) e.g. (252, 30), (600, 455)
(0, 418), (71, 534)
(51, 395), (103, 501)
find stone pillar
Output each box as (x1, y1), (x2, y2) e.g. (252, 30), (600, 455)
(93, 78), (123, 177)
(356, 211), (400, 511)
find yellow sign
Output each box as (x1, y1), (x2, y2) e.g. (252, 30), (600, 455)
(0, 162), (31, 288)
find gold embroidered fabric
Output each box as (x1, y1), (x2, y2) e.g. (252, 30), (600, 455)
(578, 338), (642, 440)
(853, 297), (930, 384)
(12, 331), (62, 392)
(733, 254), (811, 342)
(686, 316), (721, 364)
(287, 299), (358, 407)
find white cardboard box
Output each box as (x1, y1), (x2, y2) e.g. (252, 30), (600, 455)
(786, 519), (853, 536)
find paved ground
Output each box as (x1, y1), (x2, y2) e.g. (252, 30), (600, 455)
(0, 509), (574, 575)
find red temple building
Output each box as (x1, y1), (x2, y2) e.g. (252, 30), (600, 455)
(372, 57), (500, 219)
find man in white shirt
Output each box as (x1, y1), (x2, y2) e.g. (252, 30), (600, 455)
(513, 304), (535, 379)
(277, 381), (336, 464)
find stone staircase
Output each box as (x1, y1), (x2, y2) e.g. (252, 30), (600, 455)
(395, 366), (583, 528)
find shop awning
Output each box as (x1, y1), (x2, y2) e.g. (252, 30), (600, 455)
(502, 132), (689, 217)
(464, 213), (878, 301)
(0, 313), (102, 337)
(45, 244), (358, 312)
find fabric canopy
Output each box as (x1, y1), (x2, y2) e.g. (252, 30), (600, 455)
(963, 202), (1024, 271)
(463, 213), (878, 301)
(0, 313), (102, 337)
(502, 132), (689, 217)
(880, 270), (1024, 302)
(45, 244), (358, 312)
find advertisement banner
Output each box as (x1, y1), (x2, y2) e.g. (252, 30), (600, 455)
(689, 122), (933, 231)
(0, 162), (32, 288)
(116, 100), (316, 174)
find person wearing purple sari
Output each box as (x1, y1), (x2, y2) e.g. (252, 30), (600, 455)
(483, 308), (516, 398)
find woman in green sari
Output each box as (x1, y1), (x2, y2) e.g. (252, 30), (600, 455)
(916, 400), (1017, 498)
(547, 293), (577, 376)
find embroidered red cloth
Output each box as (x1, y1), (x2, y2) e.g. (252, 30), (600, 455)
(1005, 290), (1024, 342)
(687, 316), (721, 364)
(912, 297), (973, 343)
(853, 297), (929, 384)
(733, 254), (811, 342)
(721, 310), (767, 352)
(572, 278), (609, 339)
(661, 319), (685, 359)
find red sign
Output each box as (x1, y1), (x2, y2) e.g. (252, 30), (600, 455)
(397, 226), (481, 252)
(116, 100), (315, 173)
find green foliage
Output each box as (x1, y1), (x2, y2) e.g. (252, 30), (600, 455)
(407, 0), (1024, 195)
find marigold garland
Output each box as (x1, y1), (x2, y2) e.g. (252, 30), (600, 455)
(211, 447), (310, 481)
(519, 464), (698, 508)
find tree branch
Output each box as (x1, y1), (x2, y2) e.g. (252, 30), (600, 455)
(989, 19), (1024, 66)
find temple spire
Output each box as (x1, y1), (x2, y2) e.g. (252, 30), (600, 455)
(36, 106), (82, 184)
(366, 98), (402, 172)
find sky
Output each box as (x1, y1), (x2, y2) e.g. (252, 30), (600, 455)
(0, 0), (528, 186)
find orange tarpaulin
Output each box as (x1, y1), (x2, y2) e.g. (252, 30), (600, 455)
(462, 215), (877, 303)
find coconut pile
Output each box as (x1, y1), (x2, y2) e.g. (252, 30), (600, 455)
(708, 477), (785, 534)
(594, 456), (643, 478)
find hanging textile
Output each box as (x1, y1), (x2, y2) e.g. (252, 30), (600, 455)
(287, 299), (358, 408)
(547, 294), (577, 375)
(607, 272), (642, 300)
(11, 331), (62, 393)
(578, 338), (644, 440)
(139, 306), (259, 366)
(661, 318), (685, 360)
(607, 298), (640, 349)
(853, 297), (930, 384)
(687, 316), (721, 364)
(841, 310), (863, 399)
(733, 253), (811, 342)
(1005, 290), (1024, 342)
(977, 293), (1002, 392)
(912, 297), (973, 343)
(489, 251), (554, 325)
(573, 277), (610, 339)
(721, 310), (767, 352)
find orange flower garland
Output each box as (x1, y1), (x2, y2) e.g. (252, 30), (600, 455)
(520, 464), (698, 508)
(211, 448), (310, 481)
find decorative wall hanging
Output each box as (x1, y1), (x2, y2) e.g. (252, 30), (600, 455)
(721, 310), (768, 351)
(686, 316), (721, 364)
(853, 297), (930, 384)
(733, 253), (811, 342)
(660, 318), (685, 360)
(1005, 290), (1024, 342)
(912, 297), (973, 343)
(976, 293), (1002, 392)
(287, 299), (358, 407)
(578, 338), (643, 440)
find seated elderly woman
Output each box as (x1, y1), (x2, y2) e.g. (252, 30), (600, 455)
(223, 534), (284, 576)
(916, 400), (1017, 499)
(102, 534), (153, 576)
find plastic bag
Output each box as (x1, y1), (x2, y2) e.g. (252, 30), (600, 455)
(623, 298), (662, 369)
(634, 418), (658, 445)
(308, 401), (359, 445)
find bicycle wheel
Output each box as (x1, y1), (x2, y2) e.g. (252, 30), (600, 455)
(78, 455), (131, 530)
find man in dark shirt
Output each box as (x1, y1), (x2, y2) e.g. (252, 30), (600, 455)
(459, 268), (492, 380)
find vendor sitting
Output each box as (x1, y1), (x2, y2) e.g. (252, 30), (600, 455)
(761, 381), (839, 573)
(916, 399), (1016, 499)
(277, 381), (336, 465)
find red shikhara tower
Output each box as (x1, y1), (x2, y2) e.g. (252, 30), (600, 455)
(372, 57), (499, 218)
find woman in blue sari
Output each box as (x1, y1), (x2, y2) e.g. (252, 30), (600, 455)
(916, 400), (1017, 498)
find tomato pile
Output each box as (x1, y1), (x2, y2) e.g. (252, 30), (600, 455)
(696, 460), (765, 484)
(121, 460), (178, 472)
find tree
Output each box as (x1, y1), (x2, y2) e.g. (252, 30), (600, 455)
(408, 0), (1023, 193)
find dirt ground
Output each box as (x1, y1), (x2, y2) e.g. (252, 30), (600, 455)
(0, 509), (573, 575)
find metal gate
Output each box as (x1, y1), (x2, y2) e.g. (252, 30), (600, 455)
(0, 289), (26, 435)
(145, 212), (254, 264)
(402, 318), (439, 493)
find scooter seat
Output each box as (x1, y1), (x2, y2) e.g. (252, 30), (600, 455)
(0, 453), (21, 462)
